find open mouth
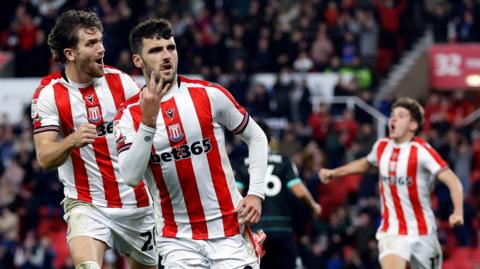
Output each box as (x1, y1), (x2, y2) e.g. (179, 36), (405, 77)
(390, 123), (396, 132)
(94, 58), (103, 66)
(160, 64), (172, 71)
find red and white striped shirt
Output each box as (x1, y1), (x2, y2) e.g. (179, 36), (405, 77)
(115, 76), (250, 239)
(367, 137), (448, 236)
(31, 67), (150, 208)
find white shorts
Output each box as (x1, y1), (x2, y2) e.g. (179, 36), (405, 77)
(377, 233), (442, 269)
(63, 198), (157, 266)
(158, 232), (258, 269)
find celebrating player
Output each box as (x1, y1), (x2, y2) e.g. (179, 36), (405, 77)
(31, 10), (157, 269)
(114, 18), (268, 268)
(236, 120), (321, 269)
(319, 98), (464, 269)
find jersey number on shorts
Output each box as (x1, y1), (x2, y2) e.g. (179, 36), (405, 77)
(265, 165), (282, 197)
(140, 227), (156, 251)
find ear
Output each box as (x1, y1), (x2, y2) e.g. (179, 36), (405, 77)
(63, 48), (75, 62)
(132, 54), (144, 69)
(409, 121), (419, 133)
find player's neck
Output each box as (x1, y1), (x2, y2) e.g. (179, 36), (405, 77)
(393, 133), (415, 144)
(65, 63), (93, 84)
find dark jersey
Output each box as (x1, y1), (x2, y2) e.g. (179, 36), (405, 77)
(235, 153), (301, 234)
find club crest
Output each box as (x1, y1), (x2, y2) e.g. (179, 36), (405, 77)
(87, 106), (102, 123)
(168, 123), (183, 142)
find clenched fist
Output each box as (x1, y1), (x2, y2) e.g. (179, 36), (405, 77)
(70, 123), (97, 147)
(318, 168), (335, 184)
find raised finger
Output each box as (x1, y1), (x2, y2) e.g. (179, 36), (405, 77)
(160, 83), (171, 96)
(149, 71), (157, 93)
(155, 74), (164, 94)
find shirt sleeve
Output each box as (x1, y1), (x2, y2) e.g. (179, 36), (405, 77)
(32, 87), (60, 134)
(419, 142), (448, 176)
(235, 119), (268, 199)
(114, 108), (155, 186)
(120, 73), (141, 99)
(366, 140), (380, 166)
(209, 84), (249, 134)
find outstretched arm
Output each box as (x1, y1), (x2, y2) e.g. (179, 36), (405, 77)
(319, 157), (371, 184)
(290, 182), (321, 217)
(437, 168), (464, 227)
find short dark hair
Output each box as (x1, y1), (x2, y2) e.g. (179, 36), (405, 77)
(391, 97), (424, 130)
(129, 18), (175, 54)
(47, 10), (103, 63)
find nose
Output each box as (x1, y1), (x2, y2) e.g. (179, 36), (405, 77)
(98, 43), (105, 55)
(161, 49), (171, 61)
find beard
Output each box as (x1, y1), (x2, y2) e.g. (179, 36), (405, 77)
(77, 56), (104, 78)
(143, 60), (176, 85)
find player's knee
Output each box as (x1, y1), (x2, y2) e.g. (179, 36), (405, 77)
(75, 261), (101, 269)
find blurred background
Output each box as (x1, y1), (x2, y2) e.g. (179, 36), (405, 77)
(0, 0), (480, 268)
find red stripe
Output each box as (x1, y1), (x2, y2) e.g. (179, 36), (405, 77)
(407, 146), (428, 235)
(130, 108), (177, 235)
(53, 83), (92, 203)
(189, 87), (240, 236)
(388, 147), (408, 235)
(413, 137), (447, 167)
(80, 86), (122, 208)
(104, 73), (125, 110)
(376, 141), (389, 232)
(161, 97), (209, 239)
(132, 182), (150, 208)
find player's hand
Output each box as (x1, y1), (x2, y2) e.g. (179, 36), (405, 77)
(140, 71), (171, 128)
(70, 123), (97, 147)
(311, 202), (322, 218)
(236, 194), (262, 225)
(319, 168), (335, 184)
(448, 212), (464, 228)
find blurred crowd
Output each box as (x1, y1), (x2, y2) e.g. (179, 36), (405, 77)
(0, 0), (480, 268)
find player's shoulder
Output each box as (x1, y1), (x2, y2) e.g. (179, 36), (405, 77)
(103, 65), (137, 81)
(33, 71), (63, 99)
(412, 137), (435, 151)
(180, 75), (228, 93)
(103, 65), (127, 75)
(115, 90), (143, 121)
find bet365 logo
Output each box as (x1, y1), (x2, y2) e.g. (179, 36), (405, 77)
(150, 138), (212, 163)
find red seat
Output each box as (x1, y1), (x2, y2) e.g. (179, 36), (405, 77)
(47, 224), (69, 268)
